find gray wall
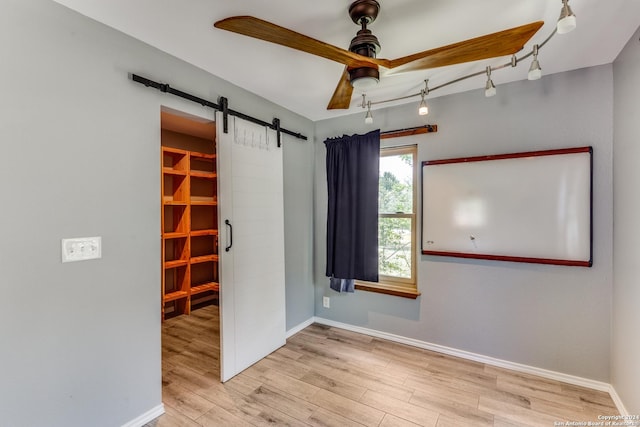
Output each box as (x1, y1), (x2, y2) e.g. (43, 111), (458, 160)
(284, 133), (316, 331)
(314, 65), (613, 382)
(612, 26), (640, 414)
(0, 1), (314, 426)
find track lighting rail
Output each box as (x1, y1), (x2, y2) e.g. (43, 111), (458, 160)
(370, 27), (558, 108)
(364, 0), (577, 122)
(130, 73), (308, 144)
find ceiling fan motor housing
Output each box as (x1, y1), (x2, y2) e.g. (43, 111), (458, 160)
(349, 28), (380, 58)
(348, 0), (382, 88)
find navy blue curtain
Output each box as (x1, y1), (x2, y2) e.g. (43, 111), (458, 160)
(325, 129), (380, 292)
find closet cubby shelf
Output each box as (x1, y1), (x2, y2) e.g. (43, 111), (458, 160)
(164, 290), (188, 302)
(191, 282), (219, 295)
(161, 143), (219, 321)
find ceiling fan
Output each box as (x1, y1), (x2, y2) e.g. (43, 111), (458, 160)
(214, 0), (543, 110)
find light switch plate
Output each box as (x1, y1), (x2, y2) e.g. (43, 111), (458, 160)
(62, 236), (102, 263)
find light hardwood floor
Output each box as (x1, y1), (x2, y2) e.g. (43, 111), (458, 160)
(148, 305), (618, 426)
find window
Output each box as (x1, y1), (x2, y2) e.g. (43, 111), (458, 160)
(356, 145), (420, 298)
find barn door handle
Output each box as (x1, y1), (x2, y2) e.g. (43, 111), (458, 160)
(225, 219), (233, 252)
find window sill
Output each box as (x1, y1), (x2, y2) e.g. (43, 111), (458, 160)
(354, 281), (421, 299)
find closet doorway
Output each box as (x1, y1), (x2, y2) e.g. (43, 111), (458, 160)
(160, 108), (221, 402)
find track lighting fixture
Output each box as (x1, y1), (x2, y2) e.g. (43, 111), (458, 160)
(528, 44), (542, 80)
(418, 80), (429, 116)
(557, 0), (577, 34)
(360, 1), (578, 109)
(485, 67), (496, 97)
(365, 102), (373, 124)
(362, 95), (373, 124)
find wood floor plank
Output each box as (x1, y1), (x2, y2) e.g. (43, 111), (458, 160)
(305, 406), (368, 427)
(493, 416), (528, 427)
(496, 377), (584, 411)
(529, 395), (596, 421)
(330, 368), (415, 402)
(251, 353), (311, 379)
(486, 365), (564, 392)
(478, 395), (561, 427)
(300, 370), (367, 401)
(196, 403), (253, 426)
(215, 371), (262, 396)
(248, 384), (319, 423)
(152, 307), (619, 427)
(149, 404), (203, 427)
(312, 388), (386, 426)
(370, 342), (437, 368)
(409, 393), (493, 427)
(203, 384), (309, 426)
(359, 389), (440, 427)
(435, 413), (492, 427)
(562, 383), (618, 408)
(380, 413), (424, 427)
(404, 374), (479, 407)
(276, 345), (305, 361)
(242, 367), (321, 402)
(162, 383), (217, 421)
(163, 364), (219, 394)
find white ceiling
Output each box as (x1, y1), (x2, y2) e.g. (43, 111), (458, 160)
(53, 0), (639, 121)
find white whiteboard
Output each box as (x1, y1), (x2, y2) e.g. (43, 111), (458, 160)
(422, 147), (592, 266)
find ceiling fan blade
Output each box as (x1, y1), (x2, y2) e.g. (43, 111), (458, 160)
(327, 68), (354, 110)
(382, 21), (544, 75)
(214, 16), (377, 69)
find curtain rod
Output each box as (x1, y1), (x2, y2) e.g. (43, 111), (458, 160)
(380, 124), (438, 139)
(130, 73), (308, 145)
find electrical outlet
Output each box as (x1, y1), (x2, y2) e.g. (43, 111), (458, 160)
(322, 296), (330, 308)
(62, 236), (102, 262)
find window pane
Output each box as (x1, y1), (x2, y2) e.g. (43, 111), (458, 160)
(379, 154), (413, 214)
(379, 217), (412, 279)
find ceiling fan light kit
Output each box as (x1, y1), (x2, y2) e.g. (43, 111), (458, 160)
(349, 67), (380, 90)
(213, 0), (578, 121)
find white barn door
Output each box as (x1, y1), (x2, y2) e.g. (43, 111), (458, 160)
(216, 113), (286, 382)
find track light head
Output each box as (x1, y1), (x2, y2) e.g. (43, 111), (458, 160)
(364, 100), (373, 124)
(485, 80), (496, 97)
(557, 0), (576, 34)
(418, 81), (429, 115)
(528, 59), (542, 80)
(418, 98), (429, 116)
(485, 67), (496, 97)
(528, 45), (542, 80)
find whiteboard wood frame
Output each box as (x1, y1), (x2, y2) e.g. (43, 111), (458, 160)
(421, 147), (593, 267)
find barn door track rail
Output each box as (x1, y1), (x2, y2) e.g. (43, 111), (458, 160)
(130, 73), (307, 146)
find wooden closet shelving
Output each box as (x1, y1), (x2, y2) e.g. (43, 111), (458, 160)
(161, 143), (219, 320)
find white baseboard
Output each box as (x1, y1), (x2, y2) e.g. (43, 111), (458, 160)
(608, 386), (629, 416)
(121, 404), (165, 427)
(313, 317), (612, 393)
(286, 317), (316, 339)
